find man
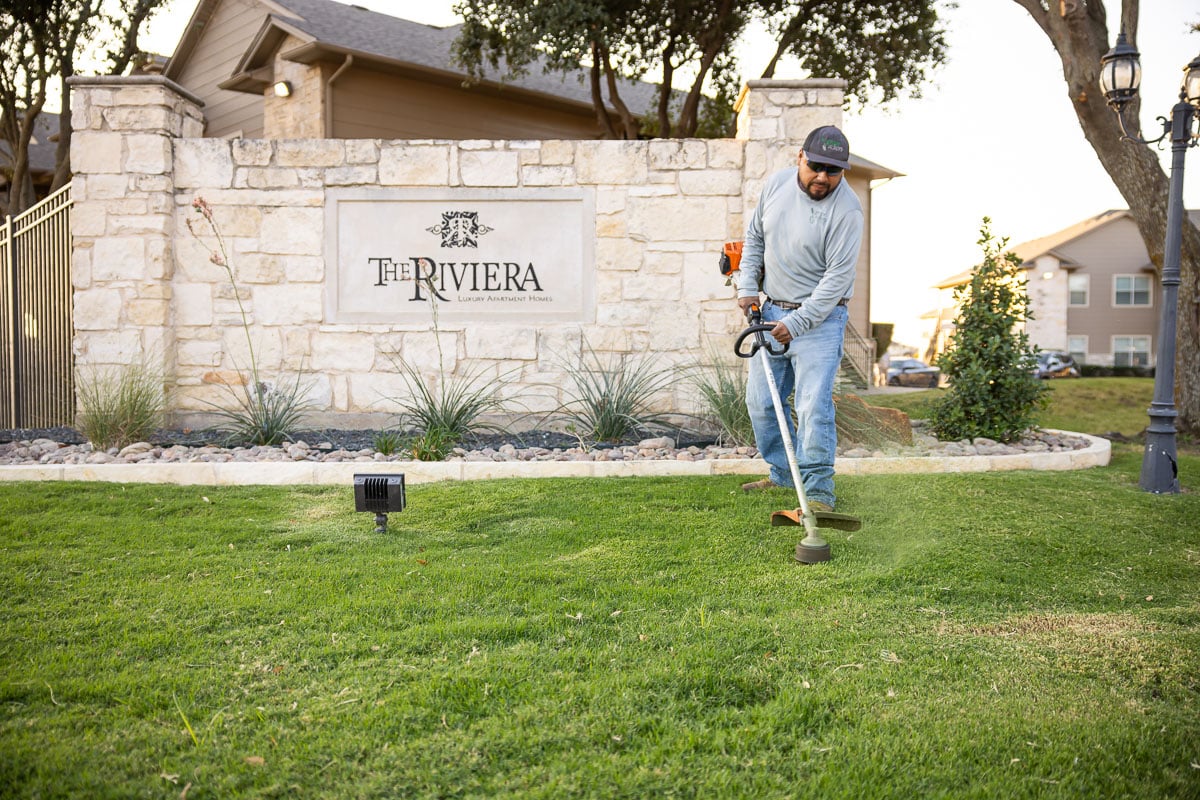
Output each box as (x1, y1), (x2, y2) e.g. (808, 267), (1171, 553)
(735, 125), (863, 512)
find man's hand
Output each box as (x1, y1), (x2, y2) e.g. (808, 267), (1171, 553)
(770, 322), (793, 345)
(737, 296), (758, 316)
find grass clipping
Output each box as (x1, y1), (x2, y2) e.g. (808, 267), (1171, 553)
(834, 393), (913, 448)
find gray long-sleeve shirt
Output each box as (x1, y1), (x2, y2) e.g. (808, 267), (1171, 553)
(737, 167), (864, 337)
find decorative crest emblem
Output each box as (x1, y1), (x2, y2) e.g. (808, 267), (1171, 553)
(426, 211), (493, 248)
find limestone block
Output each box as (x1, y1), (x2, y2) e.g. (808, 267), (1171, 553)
(594, 237), (644, 272)
(347, 371), (416, 414)
(397, 330), (460, 374)
(127, 298), (169, 326)
(180, 116), (204, 138)
(173, 284), (214, 326)
(221, 327), (283, 371)
(71, 247), (92, 289)
(678, 169), (743, 196)
(251, 284), (324, 324)
(175, 139), (234, 189)
(72, 132), (124, 173)
(83, 174), (131, 200)
(595, 188), (627, 215)
(237, 167), (300, 189)
(683, 252), (735, 302)
(465, 326), (538, 360)
(133, 174), (172, 193)
(259, 207), (323, 256)
(379, 145), (450, 185)
(73, 288), (124, 330)
(276, 139), (345, 168)
(105, 106), (173, 134)
(643, 251), (683, 275)
(173, 236), (229, 283)
(540, 140), (575, 166)
(595, 214), (626, 238)
(282, 255), (325, 282)
(175, 188), (323, 208)
(345, 140), (379, 164)
(311, 332), (377, 371)
(109, 214), (170, 236)
(109, 86), (175, 108)
(123, 134), (170, 174)
(232, 253), (286, 283)
(520, 165), (575, 186)
(575, 141), (648, 185)
(283, 328), (313, 361)
(325, 165), (378, 186)
(626, 196), (727, 242)
(781, 107), (839, 142)
(76, 330), (143, 364)
(746, 117), (780, 141)
(459, 150), (519, 187)
(202, 204), (262, 237)
(92, 237), (147, 281)
(707, 140), (744, 169)
(648, 140), (707, 171)
(593, 272), (622, 305)
(232, 139), (273, 166)
(623, 273), (678, 302)
(72, 201), (107, 237)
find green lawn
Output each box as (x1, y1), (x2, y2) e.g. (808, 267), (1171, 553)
(864, 377), (1157, 439)
(2, 447), (1198, 798)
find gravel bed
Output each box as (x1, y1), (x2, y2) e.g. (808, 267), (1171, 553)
(0, 425), (1093, 466)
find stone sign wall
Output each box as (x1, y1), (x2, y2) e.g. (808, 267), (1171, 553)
(68, 75), (844, 429)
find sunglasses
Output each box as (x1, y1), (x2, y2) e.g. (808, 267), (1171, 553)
(806, 160), (843, 175)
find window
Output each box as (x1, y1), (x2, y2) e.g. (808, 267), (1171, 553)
(1067, 335), (1087, 363)
(1114, 275), (1151, 306)
(1068, 274), (1089, 306)
(1113, 336), (1151, 367)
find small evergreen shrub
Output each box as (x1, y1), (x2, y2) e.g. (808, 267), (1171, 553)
(930, 219), (1047, 443)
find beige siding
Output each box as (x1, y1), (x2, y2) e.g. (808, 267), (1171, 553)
(1057, 215), (1159, 363)
(847, 176), (871, 336)
(172, 0), (265, 138)
(331, 68), (602, 140)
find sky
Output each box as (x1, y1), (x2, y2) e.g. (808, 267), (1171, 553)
(139, 0), (1200, 349)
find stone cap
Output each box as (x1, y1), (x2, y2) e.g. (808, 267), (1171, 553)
(66, 74), (206, 108)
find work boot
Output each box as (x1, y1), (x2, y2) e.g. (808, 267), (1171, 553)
(809, 500), (834, 513)
(741, 477), (783, 493)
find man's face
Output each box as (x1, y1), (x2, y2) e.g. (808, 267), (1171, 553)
(797, 153), (843, 200)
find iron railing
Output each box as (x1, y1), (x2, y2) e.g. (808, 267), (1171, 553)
(840, 318), (876, 388)
(1, 183), (74, 429)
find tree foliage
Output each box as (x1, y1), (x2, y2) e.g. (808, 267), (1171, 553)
(450, 0), (949, 138)
(929, 219), (1047, 444)
(1010, 0), (1200, 435)
(0, 0), (165, 216)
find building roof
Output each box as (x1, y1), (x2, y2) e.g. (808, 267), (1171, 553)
(0, 113), (59, 180)
(166, 0), (661, 116)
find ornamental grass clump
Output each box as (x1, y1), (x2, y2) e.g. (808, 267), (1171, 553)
(75, 361), (166, 450)
(930, 218), (1047, 443)
(187, 196), (312, 446)
(688, 345), (754, 447)
(556, 340), (677, 443)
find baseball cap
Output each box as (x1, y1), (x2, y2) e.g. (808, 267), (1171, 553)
(803, 125), (851, 170)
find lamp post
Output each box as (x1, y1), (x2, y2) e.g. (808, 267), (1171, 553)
(1100, 32), (1200, 494)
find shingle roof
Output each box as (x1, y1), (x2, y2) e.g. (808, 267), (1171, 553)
(212, 0), (661, 115)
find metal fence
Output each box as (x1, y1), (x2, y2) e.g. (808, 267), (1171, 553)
(1, 183), (74, 429)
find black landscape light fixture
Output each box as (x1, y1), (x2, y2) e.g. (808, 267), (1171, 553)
(1100, 31), (1200, 494)
(354, 473), (406, 532)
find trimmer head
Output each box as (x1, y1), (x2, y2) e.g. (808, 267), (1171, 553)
(770, 508), (862, 532)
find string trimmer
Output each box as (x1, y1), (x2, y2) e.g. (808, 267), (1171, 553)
(734, 303), (861, 564)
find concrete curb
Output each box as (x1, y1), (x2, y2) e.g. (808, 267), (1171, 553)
(0, 431), (1111, 486)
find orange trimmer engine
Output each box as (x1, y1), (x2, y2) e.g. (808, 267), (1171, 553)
(718, 240), (743, 283)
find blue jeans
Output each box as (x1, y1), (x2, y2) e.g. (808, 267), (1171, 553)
(745, 301), (847, 507)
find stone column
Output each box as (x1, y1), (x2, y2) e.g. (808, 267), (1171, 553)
(734, 78), (845, 207)
(67, 75), (204, 414)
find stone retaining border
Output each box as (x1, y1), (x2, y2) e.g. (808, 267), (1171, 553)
(0, 431), (1110, 485)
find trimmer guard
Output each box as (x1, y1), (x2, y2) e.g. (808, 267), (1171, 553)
(770, 508), (862, 532)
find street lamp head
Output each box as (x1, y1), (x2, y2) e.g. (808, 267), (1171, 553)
(1183, 53), (1200, 109)
(1099, 29), (1141, 110)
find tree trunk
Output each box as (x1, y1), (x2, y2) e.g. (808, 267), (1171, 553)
(1013, 0), (1200, 434)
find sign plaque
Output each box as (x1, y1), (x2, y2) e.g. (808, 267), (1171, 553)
(325, 188), (595, 324)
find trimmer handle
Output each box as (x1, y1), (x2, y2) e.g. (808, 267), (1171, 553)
(734, 303), (788, 358)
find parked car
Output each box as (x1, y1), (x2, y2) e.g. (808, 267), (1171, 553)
(1033, 351), (1081, 379)
(886, 357), (941, 388)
